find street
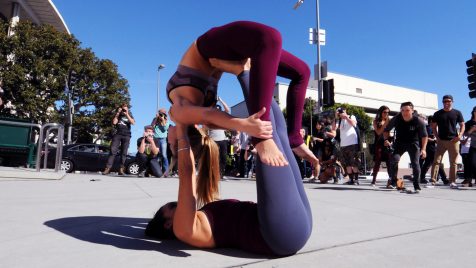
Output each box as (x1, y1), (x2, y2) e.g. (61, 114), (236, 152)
(0, 172), (475, 268)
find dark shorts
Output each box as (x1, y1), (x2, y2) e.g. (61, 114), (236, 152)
(340, 144), (361, 168)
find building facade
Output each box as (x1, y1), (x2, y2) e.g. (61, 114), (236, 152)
(0, 0), (69, 34)
(231, 71), (457, 170)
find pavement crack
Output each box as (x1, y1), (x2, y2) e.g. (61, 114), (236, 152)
(133, 182), (153, 198)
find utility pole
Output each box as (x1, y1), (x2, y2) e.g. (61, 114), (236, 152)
(294, 0), (324, 137)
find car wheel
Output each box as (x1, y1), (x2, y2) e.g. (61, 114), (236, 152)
(60, 159), (74, 173)
(127, 162), (140, 175)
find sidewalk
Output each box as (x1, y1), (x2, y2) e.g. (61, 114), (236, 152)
(0, 173), (475, 268)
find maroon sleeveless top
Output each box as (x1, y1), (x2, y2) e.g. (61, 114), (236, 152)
(199, 199), (274, 255)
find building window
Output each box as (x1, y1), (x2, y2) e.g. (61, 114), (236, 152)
(356, 88), (363, 94)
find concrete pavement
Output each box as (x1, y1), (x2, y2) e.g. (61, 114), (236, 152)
(0, 172), (475, 268)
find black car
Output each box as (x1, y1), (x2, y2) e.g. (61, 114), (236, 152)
(45, 143), (139, 175)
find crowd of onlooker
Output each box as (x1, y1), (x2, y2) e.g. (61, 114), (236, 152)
(102, 94), (476, 192)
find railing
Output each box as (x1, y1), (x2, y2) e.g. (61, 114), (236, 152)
(36, 123), (64, 172)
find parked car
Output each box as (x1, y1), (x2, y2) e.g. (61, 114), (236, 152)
(45, 144), (139, 175)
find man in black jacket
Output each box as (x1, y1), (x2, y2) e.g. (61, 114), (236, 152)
(384, 102), (428, 192)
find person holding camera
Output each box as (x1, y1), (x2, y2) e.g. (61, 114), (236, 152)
(136, 125), (162, 177)
(151, 108), (170, 177)
(334, 107), (361, 185)
(384, 102), (428, 192)
(103, 103), (135, 175)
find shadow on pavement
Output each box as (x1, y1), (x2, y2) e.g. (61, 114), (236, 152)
(310, 186), (395, 192)
(44, 216), (266, 259)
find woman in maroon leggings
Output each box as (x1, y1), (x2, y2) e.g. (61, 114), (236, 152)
(167, 21), (315, 166)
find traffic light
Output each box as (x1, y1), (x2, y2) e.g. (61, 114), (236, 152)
(71, 127), (79, 142)
(466, 53), (476, 98)
(322, 78), (335, 107)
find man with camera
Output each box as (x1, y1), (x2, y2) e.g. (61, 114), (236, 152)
(384, 102), (428, 192)
(334, 107), (361, 185)
(103, 103), (135, 175)
(136, 125), (162, 177)
(151, 108), (170, 176)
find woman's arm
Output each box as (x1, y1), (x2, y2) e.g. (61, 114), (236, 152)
(169, 99), (272, 139)
(173, 124), (214, 248)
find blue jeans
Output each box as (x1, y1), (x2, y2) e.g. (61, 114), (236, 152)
(157, 138), (169, 174)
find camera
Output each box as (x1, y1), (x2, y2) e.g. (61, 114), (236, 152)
(147, 134), (153, 138)
(337, 108), (344, 114)
(159, 112), (167, 118)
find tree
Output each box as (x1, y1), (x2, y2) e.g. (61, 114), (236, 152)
(0, 20), (130, 142)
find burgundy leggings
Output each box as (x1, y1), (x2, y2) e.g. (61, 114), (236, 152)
(196, 21), (310, 148)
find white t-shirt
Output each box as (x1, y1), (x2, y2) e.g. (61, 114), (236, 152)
(338, 115), (358, 147)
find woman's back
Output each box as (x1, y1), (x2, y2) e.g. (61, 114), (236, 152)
(199, 199), (273, 255)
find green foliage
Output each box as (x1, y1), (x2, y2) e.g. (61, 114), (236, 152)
(282, 98), (372, 140)
(0, 20), (130, 142)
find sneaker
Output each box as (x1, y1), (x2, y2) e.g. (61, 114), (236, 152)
(137, 171), (145, 178)
(118, 166), (125, 176)
(371, 183), (377, 187)
(450, 182), (458, 189)
(102, 167), (111, 175)
(425, 183), (435, 188)
(344, 180), (355, 185)
(420, 179), (429, 184)
(386, 185), (396, 189)
(414, 184), (422, 192)
(354, 180), (360, 186)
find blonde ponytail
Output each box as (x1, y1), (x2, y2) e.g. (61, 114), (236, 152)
(188, 127), (221, 207)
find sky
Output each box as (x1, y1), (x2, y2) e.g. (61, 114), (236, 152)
(53, 0), (476, 148)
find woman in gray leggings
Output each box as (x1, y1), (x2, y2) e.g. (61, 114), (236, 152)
(145, 66), (312, 256)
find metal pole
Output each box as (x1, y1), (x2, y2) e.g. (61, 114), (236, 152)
(315, 0), (322, 113)
(67, 95), (72, 145)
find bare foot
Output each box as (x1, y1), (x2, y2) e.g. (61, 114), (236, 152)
(292, 144), (319, 167)
(255, 139), (288, 166)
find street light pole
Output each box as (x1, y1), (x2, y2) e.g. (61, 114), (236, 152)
(294, 0), (322, 136)
(315, 0), (322, 113)
(157, 64), (165, 112)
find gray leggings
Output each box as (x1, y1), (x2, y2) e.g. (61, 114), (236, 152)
(238, 71), (312, 256)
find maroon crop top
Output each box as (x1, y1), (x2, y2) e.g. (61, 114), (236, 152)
(199, 199), (274, 255)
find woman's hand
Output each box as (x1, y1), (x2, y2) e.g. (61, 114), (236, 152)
(242, 107), (273, 139)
